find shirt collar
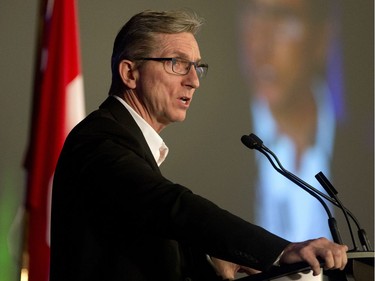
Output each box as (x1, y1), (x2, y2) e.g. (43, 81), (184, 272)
(113, 95), (169, 166)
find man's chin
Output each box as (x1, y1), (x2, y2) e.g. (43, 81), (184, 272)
(174, 113), (187, 123)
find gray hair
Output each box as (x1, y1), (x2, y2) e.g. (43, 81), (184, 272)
(109, 9), (204, 95)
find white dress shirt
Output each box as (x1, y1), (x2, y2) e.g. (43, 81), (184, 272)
(113, 95), (169, 166)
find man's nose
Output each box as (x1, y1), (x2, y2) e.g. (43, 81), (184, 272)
(184, 66), (200, 89)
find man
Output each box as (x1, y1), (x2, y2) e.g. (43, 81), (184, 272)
(238, 0), (339, 241)
(50, 10), (347, 281)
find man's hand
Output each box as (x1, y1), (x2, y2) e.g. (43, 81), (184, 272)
(210, 257), (261, 280)
(280, 237), (348, 276)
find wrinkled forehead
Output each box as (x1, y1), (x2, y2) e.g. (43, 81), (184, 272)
(152, 32), (201, 61)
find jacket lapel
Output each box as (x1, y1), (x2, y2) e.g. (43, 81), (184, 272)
(99, 96), (161, 173)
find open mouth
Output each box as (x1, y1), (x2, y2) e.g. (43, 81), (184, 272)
(179, 96), (190, 104)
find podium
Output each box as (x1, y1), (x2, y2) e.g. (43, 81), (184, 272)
(236, 251), (374, 281)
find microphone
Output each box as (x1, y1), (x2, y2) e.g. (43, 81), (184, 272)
(241, 133), (373, 251)
(315, 172), (372, 251)
(241, 133), (263, 149)
(241, 133), (343, 245)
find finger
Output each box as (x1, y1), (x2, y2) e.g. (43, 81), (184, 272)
(318, 243), (348, 270)
(309, 256), (322, 276)
(321, 249), (334, 270)
(211, 259), (240, 280)
(239, 266), (261, 275)
(334, 245), (348, 270)
(340, 246), (348, 270)
(299, 248), (323, 276)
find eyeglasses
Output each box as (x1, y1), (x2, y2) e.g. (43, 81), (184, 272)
(137, 57), (208, 79)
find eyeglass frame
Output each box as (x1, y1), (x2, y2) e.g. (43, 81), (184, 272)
(135, 57), (208, 79)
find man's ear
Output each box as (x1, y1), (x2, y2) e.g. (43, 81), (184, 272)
(119, 60), (137, 89)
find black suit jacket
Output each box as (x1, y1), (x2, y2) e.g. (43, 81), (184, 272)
(50, 96), (289, 281)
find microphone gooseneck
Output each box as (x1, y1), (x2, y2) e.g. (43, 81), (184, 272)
(315, 172), (372, 251)
(241, 133), (372, 251)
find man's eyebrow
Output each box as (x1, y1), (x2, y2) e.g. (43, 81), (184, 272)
(170, 51), (202, 63)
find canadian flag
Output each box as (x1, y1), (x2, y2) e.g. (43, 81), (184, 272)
(24, 0), (85, 280)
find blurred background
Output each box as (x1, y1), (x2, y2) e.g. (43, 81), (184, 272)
(0, 1), (373, 280)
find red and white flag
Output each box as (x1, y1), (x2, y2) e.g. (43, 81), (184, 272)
(24, 0), (85, 280)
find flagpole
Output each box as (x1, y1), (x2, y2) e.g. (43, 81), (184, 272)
(22, 0), (49, 279)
